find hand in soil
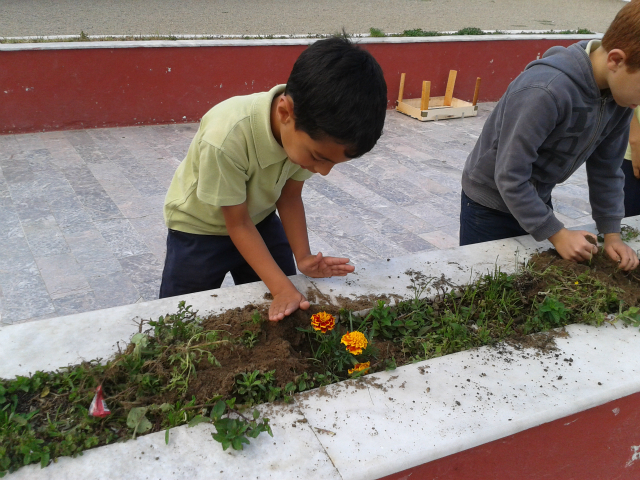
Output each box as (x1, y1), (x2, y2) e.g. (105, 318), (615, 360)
(602, 232), (640, 271)
(548, 229), (598, 262)
(296, 252), (355, 278)
(269, 287), (310, 321)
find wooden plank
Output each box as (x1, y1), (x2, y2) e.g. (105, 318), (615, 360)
(396, 100), (422, 120)
(421, 81), (431, 111)
(472, 77), (481, 106)
(443, 70), (457, 106)
(398, 72), (406, 104)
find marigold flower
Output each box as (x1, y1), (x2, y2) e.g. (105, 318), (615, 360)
(574, 281), (579, 285)
(311, 312), (335, 333)
(341, 331), (368, 355)
(348, 362), (371, 375)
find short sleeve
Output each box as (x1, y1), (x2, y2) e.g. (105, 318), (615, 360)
(196, 141), (249, 207)
(290, 167), (314, 182)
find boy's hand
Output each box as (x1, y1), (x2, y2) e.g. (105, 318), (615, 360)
(297, 252), (355, 278)
(548, 228), (598, 262)
(269, 287), (310, 321)
(603, 233), (639, 271)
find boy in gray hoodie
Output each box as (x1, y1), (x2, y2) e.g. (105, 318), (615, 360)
(460, 0), (640, 271)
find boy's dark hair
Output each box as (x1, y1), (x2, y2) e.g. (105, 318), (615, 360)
(602, 0), (640, 72)
(285, 36), (388, 158)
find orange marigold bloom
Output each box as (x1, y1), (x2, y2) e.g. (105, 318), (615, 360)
(348, 362), (371, 375)
(341, 331), (368, 355)
(310, 312), (335, 333)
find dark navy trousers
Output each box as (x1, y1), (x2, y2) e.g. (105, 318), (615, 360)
(159, 212), (296, 298)
(622, 159), (640, 218)
(459, 190), (552, 246)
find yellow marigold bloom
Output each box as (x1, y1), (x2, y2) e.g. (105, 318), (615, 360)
(575, 281), (579, 285)
(310, 312), (335, 333)
(348, 362), (371, 375)
(341, 331), (368, 355)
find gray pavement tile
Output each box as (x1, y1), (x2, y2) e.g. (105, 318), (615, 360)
(14, 196), (52, 223)
(118, 252), (164, 285)
(75, 189), (124, 222)
(0, 172), (12, 208)
(338, 162), (416, 207)
(554, 201), (591, 220)
(0, 268), (55, 323)
(79, 257), (123, 279)
(88, 162), (143, 205)
(22, 216), (70, 257)
(35, 253), (91, 300)
(0, 135), (20, 156)
(64, 129), (95, 146)
(89, 271), (141, 309)
(51, 291), (100, 317)
(0, 236), (35, 272)
(14, 133), (45, 151)
(49, 194), (95, 234)
(94, 217), (151, 258)
(64, 228), (117, 264)
(117, 251), (164, 301)
(72, 144), (111, 164)
(0, 204), (24, 241)
(1, 156), (34, 184)
(387, 232), (436, 253)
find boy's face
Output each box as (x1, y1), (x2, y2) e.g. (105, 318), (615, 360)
(273, 95), (350, 176)
(606, 50), (640, 109)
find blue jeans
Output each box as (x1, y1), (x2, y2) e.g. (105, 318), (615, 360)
(622, 159), (640, 218)
(459, 190), (538, 246)
(159, 212), (296, 298)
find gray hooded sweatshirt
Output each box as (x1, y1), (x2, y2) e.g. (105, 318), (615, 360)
(461, 40), (632, 241)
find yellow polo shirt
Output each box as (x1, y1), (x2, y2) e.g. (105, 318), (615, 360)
(164, 85), (313, 235)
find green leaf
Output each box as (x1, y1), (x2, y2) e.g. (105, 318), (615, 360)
(212, 400), (226, 420)
(252, 410), (260, 420)
(127, 407), (153, 435)
(231, 436), (250, 450)
(11, 415), (27, 426)
(165, 428), (170, 445)
(187, 415), (209, 428)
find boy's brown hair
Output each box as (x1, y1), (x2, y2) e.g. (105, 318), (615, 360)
(602, 0), (640, 71)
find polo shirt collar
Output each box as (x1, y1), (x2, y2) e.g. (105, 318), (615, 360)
(251, 84), (289, 169)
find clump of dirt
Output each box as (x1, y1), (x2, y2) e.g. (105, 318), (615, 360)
(528, 248), (640, 308)
(190, 297), (396, 401)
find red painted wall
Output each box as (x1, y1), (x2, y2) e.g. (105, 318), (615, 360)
(0, 38), (577, 134)
(379, 391), (640, 480)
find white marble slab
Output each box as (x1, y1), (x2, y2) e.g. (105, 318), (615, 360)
(3, 216), (640, 479)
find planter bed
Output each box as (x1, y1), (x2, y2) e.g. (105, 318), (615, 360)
(2, 218), (640, 479)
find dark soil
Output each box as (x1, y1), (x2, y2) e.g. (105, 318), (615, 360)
(190, 291), (401, 401)
(178, 248), (640, 402)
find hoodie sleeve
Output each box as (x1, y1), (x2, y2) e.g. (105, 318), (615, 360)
(586, 110), (631, 234)
(494, 86), (565, 241)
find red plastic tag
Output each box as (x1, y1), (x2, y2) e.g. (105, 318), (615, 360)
(89, 385), (111, 418)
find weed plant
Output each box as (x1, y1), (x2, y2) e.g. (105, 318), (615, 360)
(1, 257), (638, 475)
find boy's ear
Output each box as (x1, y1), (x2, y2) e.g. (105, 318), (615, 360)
(276, 94), (295, 125)
(607, 48), (628, 71)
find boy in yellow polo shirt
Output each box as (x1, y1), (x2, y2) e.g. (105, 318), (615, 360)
(160, 37), (388, 321)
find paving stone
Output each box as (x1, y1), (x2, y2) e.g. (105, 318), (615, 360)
(89, 271), (141, 309)
(95, 218), (151, 258)
(35, 254), (91, 300)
